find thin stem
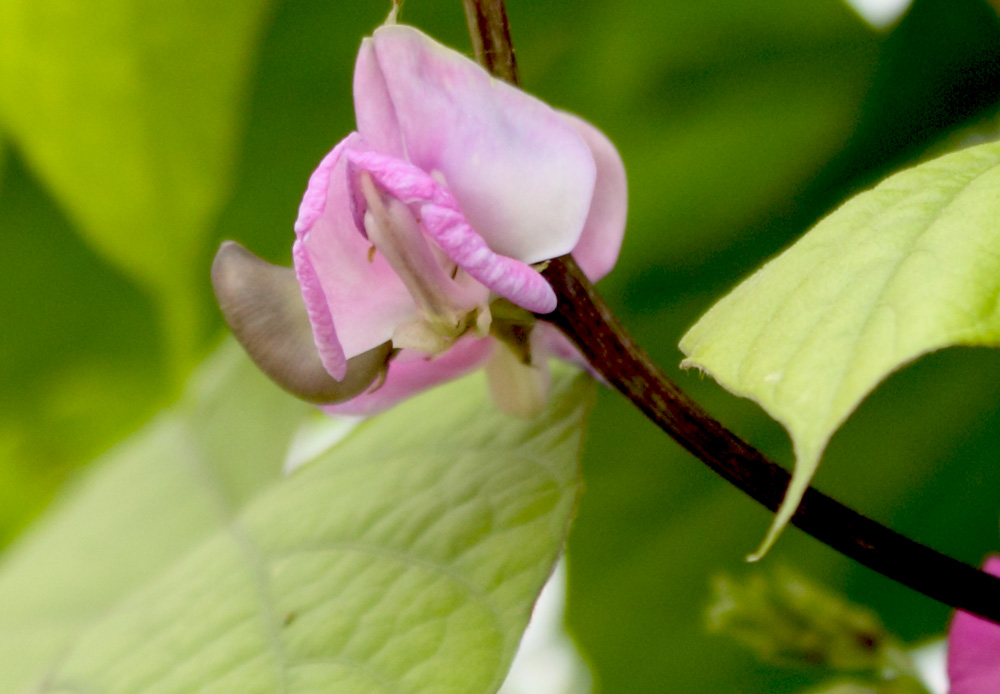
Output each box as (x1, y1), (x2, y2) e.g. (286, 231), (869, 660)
(462, 0), (519, 85)
(460, 0), (1000, 623)
(543, 256), (1000, 623)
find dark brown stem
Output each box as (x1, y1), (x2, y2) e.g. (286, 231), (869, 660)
(543, 256), (1000, 622)
(462, 0), (519, 85)
(461, 0), (1000, 623)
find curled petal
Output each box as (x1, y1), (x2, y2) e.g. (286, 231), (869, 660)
(363, 25), (596, 263)
(420, 204), (557, 313)
(356, 169), (484, 319)
(561, 113), (628, 282)
(323, 337), (494, 416)
(294, 134), (418, 360)
(294, 139), (347, 238)
(350, 150), (557, 314)
(346, 150), (441, 205)
(292, 240), (347, 380)
(948, 556), (1000, 694)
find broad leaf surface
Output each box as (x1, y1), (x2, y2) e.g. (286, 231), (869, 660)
(0, 342), (590, 692)
(680, 140), (1000, 557)
(0, 0), (272, 361)
(0, 343), (309, 690)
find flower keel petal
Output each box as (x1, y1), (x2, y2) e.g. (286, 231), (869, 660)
(421, 204), (557, 313)
(350, 150), (557, 314)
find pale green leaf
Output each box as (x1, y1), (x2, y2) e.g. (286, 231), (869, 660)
(0, 341), (591, 692)
(680, 141), (1000, 558)
(0, 0), (272, 362)
(0, 341), (311, 690)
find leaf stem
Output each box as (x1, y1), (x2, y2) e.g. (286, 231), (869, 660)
(460, 0), (1000, 623)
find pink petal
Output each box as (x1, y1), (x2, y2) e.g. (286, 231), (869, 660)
(294, 133), (418, 360)
(352, 38), (405, 159)
(323, 336), (494, 415)
(947, 556), (1000, 693)
(349, 150), (557, 314)
(292, 240), (346, 380)
(345, 150), (440, 204)
(561, 113), (628, 282)
(420, 203), (556, 313)
(365, 25), (596, 264)
(295, 138), (348, 238)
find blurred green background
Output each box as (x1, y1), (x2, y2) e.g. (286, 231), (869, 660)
(1, 0), (999, 691)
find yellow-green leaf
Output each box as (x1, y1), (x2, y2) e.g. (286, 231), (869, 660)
(0, 342), (591, 692)
(680, 141), (1000, 558)
(0, 0), (272, 363)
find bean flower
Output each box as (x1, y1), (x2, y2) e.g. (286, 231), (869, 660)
(947, 556), (1000, 694)
(213, 22), (626, 416)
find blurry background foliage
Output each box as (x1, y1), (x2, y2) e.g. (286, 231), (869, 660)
(1, 0), (999, 692)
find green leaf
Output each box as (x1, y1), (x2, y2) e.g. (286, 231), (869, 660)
(0, 342), (591, 692)
(0, 0), (273, 364)
(680, 140), (1000, 558)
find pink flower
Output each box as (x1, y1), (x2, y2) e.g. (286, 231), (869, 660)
(213, 23), (626, 416)
(947, 556), (1000, 694)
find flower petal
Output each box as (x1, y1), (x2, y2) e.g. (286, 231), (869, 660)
(294, 133), (418, 360)
(561, 113), (628, 282)
(291, 239), (347, 380)
(350, 150), (557, 313)
(421, 203), (557, 313)
(295, 138), (346, 238)
(367, 25), (596, 264)
(346, 149), (439, 203)
(352, 37), (405, 159)
(322, 337), (494, 415)
(947, 556), (1000, 694)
